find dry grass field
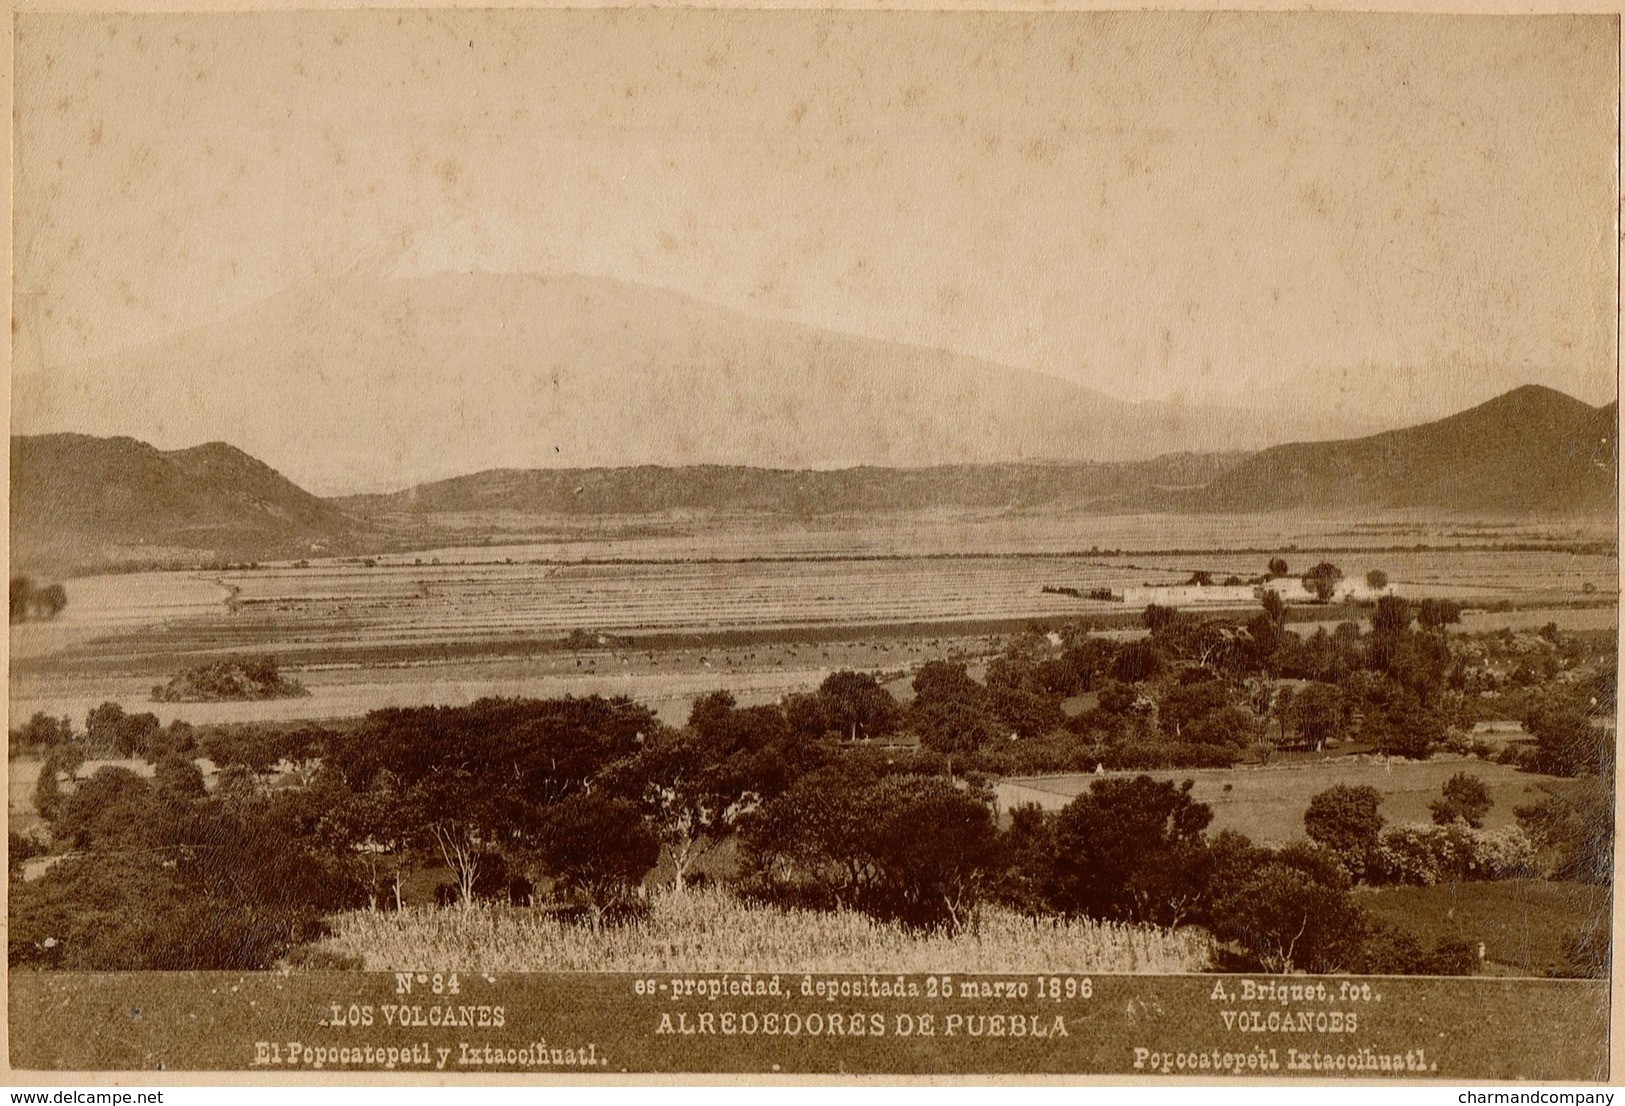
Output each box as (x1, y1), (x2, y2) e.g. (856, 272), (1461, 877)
(309, 886), (1215, 974)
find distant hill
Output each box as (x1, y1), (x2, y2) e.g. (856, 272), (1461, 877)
(15, 266), (1379, 495)
(339, 453), (1248, 519)
(1188, 386), (1617, 513)
(13, 386), (1613, 575)
(10, 434), (366, 574)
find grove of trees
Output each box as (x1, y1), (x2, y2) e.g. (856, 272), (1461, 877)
(9, 561), (1613, 978)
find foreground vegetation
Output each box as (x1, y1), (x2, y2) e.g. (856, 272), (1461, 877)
(9, 564), (1614, 978)
(1356, 880), (1610, 978)
(310, 885), (1212, 974)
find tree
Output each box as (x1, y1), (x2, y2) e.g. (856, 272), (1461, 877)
(1267, 558), (1290, 578)
(1524, 702), (1611, 778)
(162, 719), (199, 757)
(33, 584), (67, 619)
(312, 767), (418, 911)
(864, 775), (999, 933)
(11, 793), (357, 970)
(1289, 682), (1349, 751)
(321, 693), (659, 891)
(910, 662), (997, 762)
(1111, 641), (1164, 684)
(1301, 562), (1344, 603)
(112, 712), (162, 758)
(992, 804), (1056, 916)
(540, 793), (661, 923)
(1042, 775), (1215, 925)
(1370, 595), (1413, 637)
(200, 725), (288, 776)
(7, 578), (65, 622)
(153, 754), (208, 807)
(1416, 598), (1463, 632)
(783, 692), (834, 743)
(1366, 697), (1445, 759)
(815, 671), (901, 741)
(1382, 632), (1453, 708)
(1303, 784), (1384, 880)
(1207, 842), (1366, 973)
(1159, 681), (1255, 749)
(741, 758), (891, 907)
(613, 695), (802, 891)
(1430, 772), (1492, 828)
(743, 767), (998, 933)
(1095, 679), (1138, 715)
(52, 767), (156, 851)
(1365, 569), (1389, 591)
(11, 712), (73, 757)
(85, 702), (127, 751)
(407, 769), (502, 910)
(1260, 590), (1287, 629)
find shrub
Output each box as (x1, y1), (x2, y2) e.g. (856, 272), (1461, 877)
(1355, 923), (1477, 976)
(9, 852), (333, 970)
(1368, 824), (1538, 886)
(1429, 771), (1492, 828)
(1557, 913), (1610, 979)
(1515, 780), (1613, 884)
(1100, 743), (1238, 771)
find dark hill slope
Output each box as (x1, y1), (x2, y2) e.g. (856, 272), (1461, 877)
(339, 453), (1248, 518)
(10, 434), (365, 572)
(1190, 386), (1617, 513)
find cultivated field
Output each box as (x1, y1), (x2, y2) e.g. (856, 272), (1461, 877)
(10, 509), (1614, 750)
(12, 536), (1614, 674)
(9, 635), (980, 728)
(309, 886), (1214, 974)
(996, 758), (1577, 844)
(351, 509), (1616, 563)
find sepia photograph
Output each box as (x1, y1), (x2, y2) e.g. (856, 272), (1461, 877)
(5, 5), (1619, 1082)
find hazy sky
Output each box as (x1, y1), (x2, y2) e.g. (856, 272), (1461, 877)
(13, 10), (1619, 436)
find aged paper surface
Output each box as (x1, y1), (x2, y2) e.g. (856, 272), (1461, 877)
(4, 1), (1620, 1084)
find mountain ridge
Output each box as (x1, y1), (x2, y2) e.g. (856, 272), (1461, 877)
(11, 385), (1616, 575)
(1190, 385), (1617, 512)
(336, 453), (1249, 518)
(14, 268), (1387, 494)
(9, 433), (368, 574)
